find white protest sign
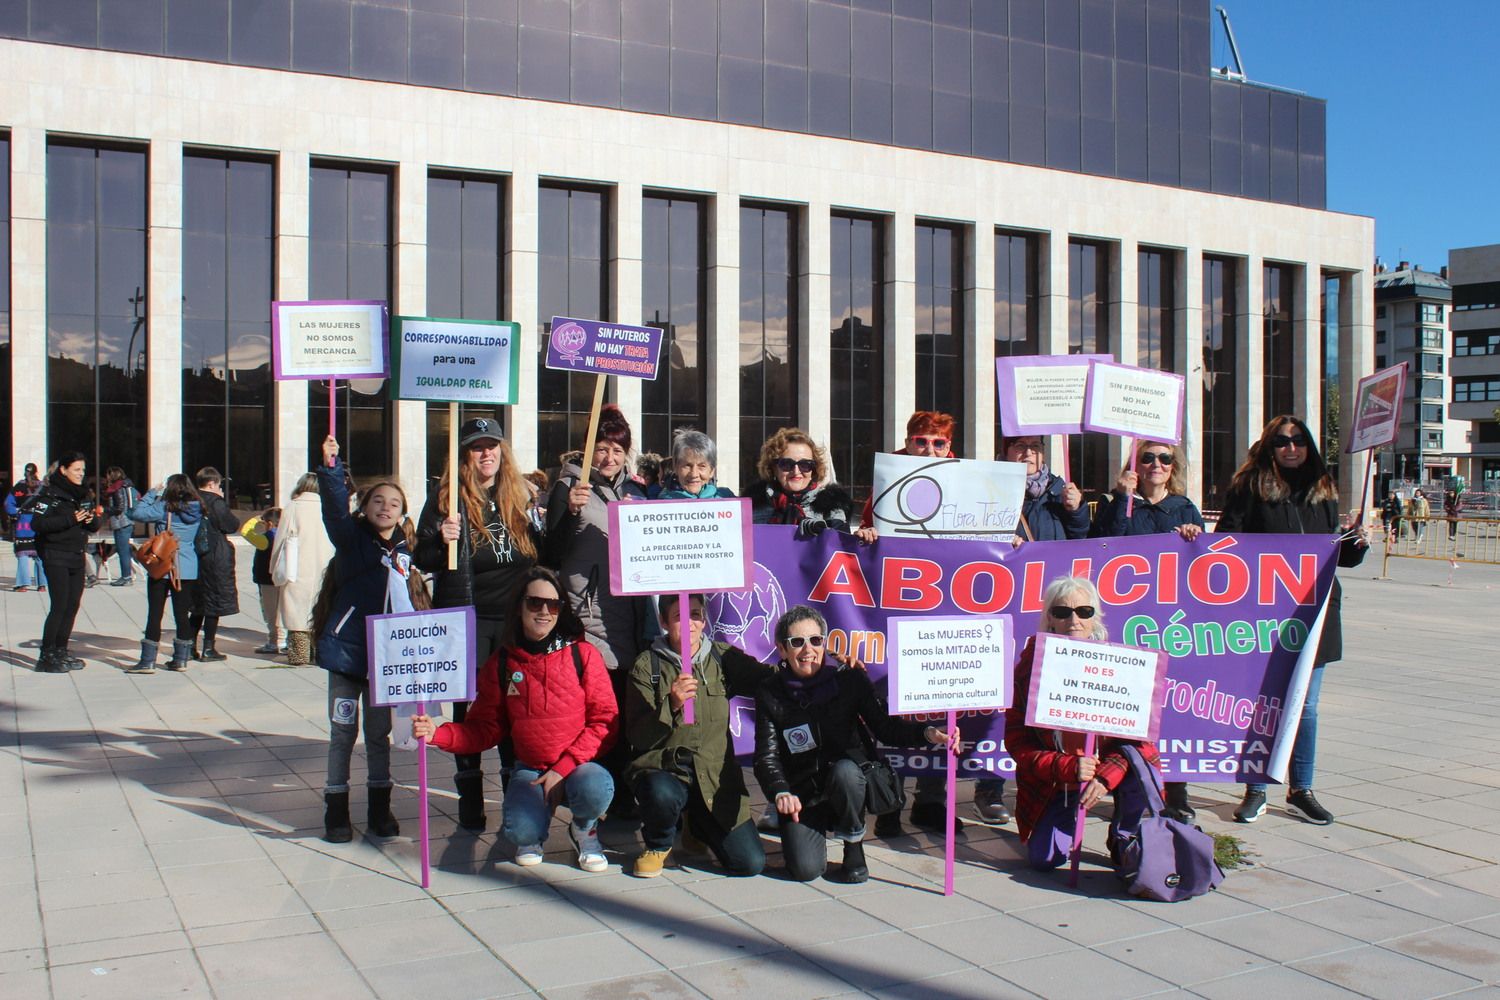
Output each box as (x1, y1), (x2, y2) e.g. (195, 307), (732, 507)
(391, 316), (521, 404)
(871, 454), (1026, 541)
(366, 607), (477, 707)
(1345, 363), (1408, 453)
(272, 300), (389, 380)
(995, 354), (1111, 435)
(889, 616), (1013, 715)
(1082, 361), (1185, 444)
(1025, 633), (1169, 742)
(608, 498), (753, 596)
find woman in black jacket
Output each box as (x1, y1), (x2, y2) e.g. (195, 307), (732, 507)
(745, 428), (875, 542)
(1217, 416), (1369, 827)
(29, 452), (101, 672)
(189, 467), (241, 661)
(754, 605), (959, 883)
(413, 417), (541, 831)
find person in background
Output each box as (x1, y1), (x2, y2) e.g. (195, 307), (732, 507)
(241, 507), (283, 654)
(29, 452), (101, 672)
(102, 466), (141, 588)
(1409, 487), (1430, 542)
(1382, 491), (1403, 542)
(746, 428), (874, 542)
(1000, 434), (1089, 541)
(272, 472), (336, 666)
(1445, 489), (1461, 540)
(7, 464), (48, 593)
(126, 475), (205, 674)
(636, 452), (665, 498)
(189, 467), (241, 662)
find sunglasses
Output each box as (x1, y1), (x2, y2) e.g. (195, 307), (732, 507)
(1271, 434), (1309, 449)
(774, 458), (817, 475)
(1139, 451), (1174, 466)
(910, 436), (950, 450)
(785, 634), (826, 650)
(1049, 605), (1096, 620)
(1007, 440), (1044, 454)
(524, 596), (562, 614)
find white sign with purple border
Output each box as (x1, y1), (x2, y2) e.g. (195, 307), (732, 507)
(1082, 361), (1186, 444)
(995, 354), (1111, 436)
(272, 299), (389, 380)
(890, 616), (1013, 715)
(366, 607), (476, 708)
(871, 454), (1026, 542)
(608, 498), (753, 596)
(1025, 633), (1169, 742)
(545, 316), (664, 380)
(1345, 363), (1408, 453)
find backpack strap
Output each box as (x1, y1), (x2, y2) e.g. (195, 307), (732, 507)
(1120, 744), (1166, 818)
(570, 642), (585, 684)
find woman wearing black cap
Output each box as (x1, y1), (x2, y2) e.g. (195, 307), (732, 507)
(414, 416), (542, 831)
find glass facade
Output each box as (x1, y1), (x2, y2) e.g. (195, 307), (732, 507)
(1202, 256), (1239, 509)
(738, 202), (797, 483)
(0, 134), (9, 479)
(1262, 262), (1294, 421)
(994, 228), (1040, 452)
(425, 172), (504, 482)
(829, 213), (884, 497)
(308, 163), (393, 475)
(45, 143), (149, 484)
(181, 153), (275, 504)
(641, 194), (706, 452)
(1137, 248), (1175, 374)
(914, 222), (964, 448)
(1069, 239), (1111, 494)
(1320, 273), (1340, 456)
(537, 185), (608, 471)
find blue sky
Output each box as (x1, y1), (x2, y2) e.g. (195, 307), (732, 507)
(1221, 1), (1500, 272)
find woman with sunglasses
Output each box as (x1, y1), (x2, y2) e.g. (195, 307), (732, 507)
(747, 428), (876, 543)
(1006, 577), (1162, 868)
(414, 417), (541, 832)
(999, 435), (1089, 542)
(413, 567), (618, 872)
(1219, 416), (1369, 826)
(753, 605), (960, 883)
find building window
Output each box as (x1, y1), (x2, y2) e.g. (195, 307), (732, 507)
(829, 213), (885, 497)
(1421, 327), (1444, 350)
(1454, 282), (1500, 311)
(1420, 303), (1444, 324)
(1138, 248), (1176, 373)
(0, 133), (9, 478)
(1421, 403), (1443, 424)
(641, 194), (706, 452)
(1263, 263), (1295, 420)
(1419, 377), (1443, 400)
(308, 163), (392, 473)
(1454, 331), (1500, 356)
(915, 222), (965, 445)
(425, 173), (504, 482)
(1202, 256), (1239, 510)
(1454, 378), (1500, 403)
(1420, 353), (1443, 374)
(739, 203), (798, 482)
(1376, 355), (1386, 369)
(537, 185), (609, 471)
(1424, 430), (1442, 450)
(995, 229), (1040, 448)
(1070, 239), (1112, 493)
(1320, 274), (1341, 455)
(46, 143), (149, 484)
(182, 153), (275, 505)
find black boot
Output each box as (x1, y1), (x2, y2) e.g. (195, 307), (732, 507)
(839, 841), (869, 883)
(367, 786), (400, 838)
(34, 649), (69, 673)
(455, 773), (487, 832)
(190, 639), (203, 661)
(167, 638), (193, 671)
(198, 641), (227, 662)
(323, 791), (353, 843)
(1164, 782), (1196, 824)
(60, 648), (85, 671)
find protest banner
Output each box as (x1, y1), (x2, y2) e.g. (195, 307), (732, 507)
(391, 316), (522, 568)
(871, 454), (1026, 542)
(1083, 361), (1186, 518)
(545, 317), (664, 483)
(610, 497), (753, 723)
(1345, 362), (1410, 523)
(889, 615), (1013, 895)
(366, 606), (477, 889)
(273, 300), (390, 465)
(995, 354), (1111, 481)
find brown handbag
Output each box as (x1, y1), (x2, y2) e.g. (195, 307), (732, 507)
(133, 513), (180, 586)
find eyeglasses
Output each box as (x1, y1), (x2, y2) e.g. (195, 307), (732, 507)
(524, 596), (562, 614)
(909, 436), (950, 450)
(1007, 441), (1044, 454)
(1271, 434), (1309, 449)
(774, 458), (817, 475)
(1049, 605), (1096, 620)
(785, 634), (826, 650)
(1139, 451), (1174, 466)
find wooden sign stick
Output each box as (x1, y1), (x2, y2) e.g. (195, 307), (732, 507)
(580, 374), (607, 482)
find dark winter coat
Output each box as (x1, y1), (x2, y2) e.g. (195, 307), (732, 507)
(414, 486), (540, 619)
(29, 474), (101, 568)
(1215, 485), (1367, 665)
(745, 479), (858, 537)
(1090, 491), (1205, 538)
(6, 483), (42, 555)
(1018, 474), (1090, 541)
(192, 492), (241, 617)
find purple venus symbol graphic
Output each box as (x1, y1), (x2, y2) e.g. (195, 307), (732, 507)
(552, 321), (588, 364)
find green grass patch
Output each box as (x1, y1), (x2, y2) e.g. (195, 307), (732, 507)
(1212, 832), (1250, 870)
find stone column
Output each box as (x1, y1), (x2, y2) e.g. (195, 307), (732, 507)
(611, 181), (644, 431)
(1179, 248), (1204, 503)
(800, 202), (831, 448)
(1041, 231), (1069, 473)
(1111, 239), (1138, 472)
(9, 127), (46, 479)
(1237, 257), (1263, 458)
(275, 150), (310, 500)
(967, 220), (996, 461)
(392, 160), (428, 495)
(146, 140), (183, 487)
(507, 170), (539, 470)
(706, 193), (742, 486)
(886, 212), (916, 453)
(1292, 261), (1322, 436)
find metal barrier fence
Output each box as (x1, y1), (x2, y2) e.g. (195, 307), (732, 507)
(1381, 516), (1500, 576)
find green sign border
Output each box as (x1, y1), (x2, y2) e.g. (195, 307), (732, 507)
(390, 315), (522, 405)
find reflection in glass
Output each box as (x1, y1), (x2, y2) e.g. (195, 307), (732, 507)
(1202, 256), (1239, 510)
(309, 164), (393, 474)
(45, 143), (148, 483)
(1320, 274), (1341, 456)
(0, 136), (9, 475)
(538, 185), (609, 471)
(1137, 248), (1175, 372)
(182, 154), (274, 504)
(1263, 263), (1294, 421)
(1069, 239), (1111, 495)
(830, 214), (884, 497)
(994, 229), (1040, 448)
(641, 194), (705, 455)
(915, 223), (965, 450)
(739, 203), (798, 483)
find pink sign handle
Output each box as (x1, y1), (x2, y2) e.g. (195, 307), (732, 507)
(1124, 437), (1138, 519)
(943, 709), (958, 897)
(1068, 732), (1096, 888)
(1061, 433), (1072, 484)
(417, 700), (430, 889)
(677, 591), (695, 726)
(326, 378), (338, 466)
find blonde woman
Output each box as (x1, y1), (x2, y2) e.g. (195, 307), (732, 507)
(271, 472), (335, 665)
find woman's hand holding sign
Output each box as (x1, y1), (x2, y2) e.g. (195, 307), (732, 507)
(411, 714), (438, 741)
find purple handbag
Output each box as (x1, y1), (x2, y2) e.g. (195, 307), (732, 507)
(1110, 745), (1225, 902)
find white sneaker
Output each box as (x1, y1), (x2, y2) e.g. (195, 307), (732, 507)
(514, 843), (545, 867)
(571, 826), (608, 873)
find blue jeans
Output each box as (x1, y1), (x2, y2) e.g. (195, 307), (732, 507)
(112, 526), (134, 579)
(15, 553), (47, 589)
(1249, 666), (1324, 793)
(504, 762), (614, 847)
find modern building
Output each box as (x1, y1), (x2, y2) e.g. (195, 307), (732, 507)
(1448, 244), (1500, 490)
(1371, 262), (1458, 487)
(0, 0), (1373, 513)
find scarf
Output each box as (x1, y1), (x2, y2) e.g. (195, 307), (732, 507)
(518, 631), (569, 656)
(777, 662), (840, 707)
(1025, 466), (1052, 500)
(46, 472), (90, 503)
(658, 478), (722, 500)
(771, 482), (823, 524)
(382, 543), (415, 614)
(650, 634), (713, 670)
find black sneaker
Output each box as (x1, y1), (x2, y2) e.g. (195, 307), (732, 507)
(1285, 789), (1334, 826)
(874, 811), (903, 838)
(909, 802), (963, 833)
(1163, 782), (1196, 824)
(1234, 789), (1267, 823)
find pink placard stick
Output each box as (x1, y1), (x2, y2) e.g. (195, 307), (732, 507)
(1068, 732), (1096, 888)
(1061, 433), (1071, 484)
(326, 379), (338, 466)
(417, 700), (431, 889)
(1124, 438), (1138, 518)
(944, 709), (958, 897)
(677, 591), (695, 726)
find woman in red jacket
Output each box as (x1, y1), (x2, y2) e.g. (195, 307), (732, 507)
(414, 567), (619, 872)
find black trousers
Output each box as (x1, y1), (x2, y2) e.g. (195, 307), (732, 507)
(778, 758), (868, 882)
(453, 617), (505, 787)
(40, 558), (86, 652)
(634, 769), (765, 875)
(144, 577), (197, 643)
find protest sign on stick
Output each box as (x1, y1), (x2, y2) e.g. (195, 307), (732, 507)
(546, 317), (664, 481)
(889, 615), (1013, 895)
(871, 454), (1026, 542)
(367, 607), (477, 888)
(996, 354), (1110, 484)
(1083, 361), (1186, 519)
(1344, 362), (1409, 524)
(610, 498), (753, 724)
(273, 300), (389, 466)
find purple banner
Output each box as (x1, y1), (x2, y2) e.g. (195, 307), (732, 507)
(707, 527), (1337, 782)
(545, 316), (664, 380)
